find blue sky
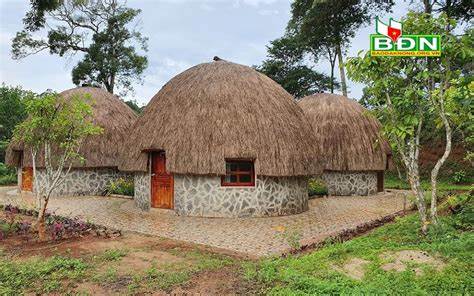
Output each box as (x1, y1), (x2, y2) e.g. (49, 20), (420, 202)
(0, 0), (411, 105)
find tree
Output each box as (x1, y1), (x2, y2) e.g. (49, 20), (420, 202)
(256, 37), (336, 98)
(347, 12), (471, 232)
(123, 99), (144, 114)
(13, 92), (102, 240)
(0, 85), (30, 162)
(288, 0), (394, 96)
(12, 0), (148, 95)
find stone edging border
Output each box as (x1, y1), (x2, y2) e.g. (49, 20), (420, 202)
(285, 209), (412, 257)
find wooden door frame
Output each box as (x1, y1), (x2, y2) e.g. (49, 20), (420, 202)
(150, 151), (174, 209)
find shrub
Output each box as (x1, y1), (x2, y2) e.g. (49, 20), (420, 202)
(107, 178), (134, 196)
(0, 163), (16, 185)
(308, 178), (328, 196)
(446, 193), (473, 230)
(452, 170), (468, 184)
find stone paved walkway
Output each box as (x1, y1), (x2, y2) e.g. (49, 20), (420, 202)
(0, 186), (409, 257)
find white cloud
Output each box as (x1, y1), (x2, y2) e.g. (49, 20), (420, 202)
(258, 9), (279, 16)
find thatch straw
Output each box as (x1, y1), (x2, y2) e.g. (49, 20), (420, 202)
(6, 87), (137, 168)
(298, 93), (391, 171)
(119, 60), (323, 176)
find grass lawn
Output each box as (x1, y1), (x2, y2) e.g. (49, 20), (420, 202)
(384, 173), (472, 191)
(244, 195), (473, 295)
(0, 232), (245, 295)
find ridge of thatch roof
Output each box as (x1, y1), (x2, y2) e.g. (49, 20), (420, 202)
(298, 93), (391, 171)
(119, 59), (323, 176)
(6, 87), (138, 168)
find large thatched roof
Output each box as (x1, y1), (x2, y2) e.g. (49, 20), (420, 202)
(298, 93), (391, 171)
(119, 59), (322, 176)
(6, 87), (137, 168)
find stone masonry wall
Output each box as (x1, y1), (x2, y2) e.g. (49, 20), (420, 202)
(174, 175), (309, 218)
(134, 172), (150, 210)
(34, 168), (130, 197)
(322, 171), (377, 196)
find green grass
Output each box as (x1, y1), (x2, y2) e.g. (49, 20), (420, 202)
(98, 248), (128, 261)
(0, 242), (235, 295)
(245, 199), (474, 295)
(0, 255), (88, 295)
(385, 173), (473, 191)
(126, 248), (235, 293)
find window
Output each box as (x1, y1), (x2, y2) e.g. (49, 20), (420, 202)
(221, 160), (255, 187)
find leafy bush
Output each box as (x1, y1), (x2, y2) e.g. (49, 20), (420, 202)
(452, 170), (468, 184)
(308, 178), (328, 196)
(0, 162), (16, 185)
(445, 193), (473, 230)
(107, 178), (134, 196)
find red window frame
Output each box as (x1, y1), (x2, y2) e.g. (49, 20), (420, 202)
(221, 159), (255, 187)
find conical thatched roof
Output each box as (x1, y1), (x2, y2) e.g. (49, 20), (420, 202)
(119, 59), (322, 176)
(6, 87), (137, 168)
(298, 93), (391, 171)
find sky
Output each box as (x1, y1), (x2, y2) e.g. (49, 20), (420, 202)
(0, 0), (411, 106)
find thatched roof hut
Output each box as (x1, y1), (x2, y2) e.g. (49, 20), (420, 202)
(298, 93), (390, 172)
(120, 59), (322, 176)
(6, 87), (137, 168)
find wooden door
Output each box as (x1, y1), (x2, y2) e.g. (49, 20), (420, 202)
(377, 171), (384, 192)
(151, 152), (174, 209)
(21, 167), (33, 192)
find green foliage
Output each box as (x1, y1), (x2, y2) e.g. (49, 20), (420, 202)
(71, 7), (148, 94)
(0, 256), (88, 295)
(347, 13), (470, 147)
(0, 162), (16, 185)
(275, 225), (303, 250)
(0, 84), (30, 162)
(384, 172), (472, 191)
(256, 36), (335, 98)
(445, 193), (473, 230)
(107, 178), (134, 196)
(287, 0), (394, 92)
(13, 92), (103, 168)
(99, 248), (128, 261)
(123, 99), (144, 114)
(248, 209), (474, 295)
(452, 170), (468, 184)
(13, 0), (148, 94)
(308, 178), (328, 196)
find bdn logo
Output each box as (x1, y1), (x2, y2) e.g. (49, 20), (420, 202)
(370, 18), (441, 57)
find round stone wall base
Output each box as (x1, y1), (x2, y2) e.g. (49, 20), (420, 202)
(33, 168), (130, 197)
(173, 175), (309, 218)
(322, 171), (377, 196)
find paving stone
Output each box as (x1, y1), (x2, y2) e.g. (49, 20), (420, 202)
(0, 186), (408, 257)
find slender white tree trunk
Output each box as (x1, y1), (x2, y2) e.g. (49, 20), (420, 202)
(430, 94), (452, 223)
(336, 43), (348, 97)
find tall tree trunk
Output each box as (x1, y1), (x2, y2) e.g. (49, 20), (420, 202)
(430, 97), (452, 223)
(336, 43), (347, 97)
(329, 60), (335, 93)
(409, 172), (429, 233)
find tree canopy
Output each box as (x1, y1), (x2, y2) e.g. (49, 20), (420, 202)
(347, 12), (472, 231)
(12, 0), (148, 95)
(256, 36), (335, 98)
